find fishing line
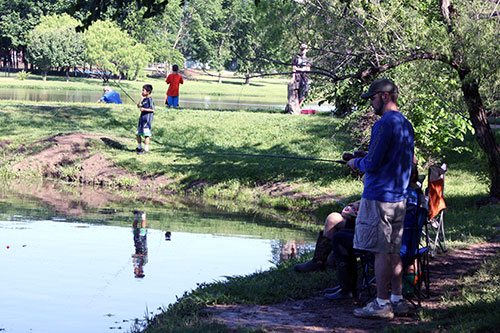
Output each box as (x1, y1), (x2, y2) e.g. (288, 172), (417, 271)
(331, 198), (348, 207)
(111, 78), (137, 104)
(186, 151), (347, 164)
(318, 191), (359, 212)
(93, 70), (137, 104)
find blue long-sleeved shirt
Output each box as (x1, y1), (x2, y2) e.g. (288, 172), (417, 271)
(100, 90), (122, 104)
(354, 111), (414, 202)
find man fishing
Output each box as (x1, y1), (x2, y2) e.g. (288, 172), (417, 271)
(97, 86), (122, 104)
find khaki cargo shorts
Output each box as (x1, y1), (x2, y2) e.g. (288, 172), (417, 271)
(353, 198), (407, 254)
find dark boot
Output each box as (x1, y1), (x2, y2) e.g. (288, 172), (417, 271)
(326, 252), (336, 269)
(337, 259), (355, 294)
(294, 231), (333, 272)
(332, 229), (358, 298)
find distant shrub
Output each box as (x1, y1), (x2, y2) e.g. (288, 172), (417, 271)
(17, 70), (30, 80)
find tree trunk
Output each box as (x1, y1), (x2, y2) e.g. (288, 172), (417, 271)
(166, 62), (171, 77)
(66, 67), (70, 82)
(21, 46), (28, 71)
(286, 81), (301, 114)
(460, 75), (500, 198)
(245, 70), (250, 85)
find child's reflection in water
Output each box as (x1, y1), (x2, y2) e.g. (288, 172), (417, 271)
(132, 210), (148, 278)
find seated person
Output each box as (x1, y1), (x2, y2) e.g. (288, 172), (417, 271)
(294, 200), (359, 272)
(294, 151), (367, 273)
(325, 156), (421, 301)
(97, 86), (122, 104)
(324, 227), (357, 299)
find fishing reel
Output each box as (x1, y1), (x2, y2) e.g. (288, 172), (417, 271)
(342, 150), (367, 161)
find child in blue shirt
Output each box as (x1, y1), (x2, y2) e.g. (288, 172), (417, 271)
(135, 84), (155, 154)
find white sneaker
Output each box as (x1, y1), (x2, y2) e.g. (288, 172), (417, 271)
(353, 300), (394, 319)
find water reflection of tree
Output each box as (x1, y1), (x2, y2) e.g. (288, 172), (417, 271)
(270, 239), (314, 265)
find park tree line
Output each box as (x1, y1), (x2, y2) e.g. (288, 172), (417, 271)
(25, 15), (153, 82)
(0, 0), (499, 200)
(0, 0), (294, 82)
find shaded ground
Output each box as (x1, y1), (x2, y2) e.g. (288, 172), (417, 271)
(205, 243), (500, 332)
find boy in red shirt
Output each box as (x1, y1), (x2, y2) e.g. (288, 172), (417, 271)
(165, 64), (184, 107)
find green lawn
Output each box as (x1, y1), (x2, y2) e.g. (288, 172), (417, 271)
(0, 100), (357, 220)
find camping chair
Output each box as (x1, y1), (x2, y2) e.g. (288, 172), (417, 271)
(356, 250), (376, 301)
(426, 164), (448, 256)
(357, 187), (430, 307)
(400, 187), (430, 306)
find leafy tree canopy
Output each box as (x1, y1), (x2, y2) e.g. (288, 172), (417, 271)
(69, 0), (170, 29)
(294, 0), (500, 198)
(27, 14), (85, 80)
(68, 0), (262, 29)
(118, 0), (185, 68)
(82, 20), (152, 80)
(0, 0), (68, 49)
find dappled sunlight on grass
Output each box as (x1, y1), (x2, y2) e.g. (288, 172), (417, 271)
(402, 252), (500, 332)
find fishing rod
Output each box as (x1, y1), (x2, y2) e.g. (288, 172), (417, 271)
(112, 78), (137, 104)
(188, 151), (347, 164)
(95, 70), (137, 104)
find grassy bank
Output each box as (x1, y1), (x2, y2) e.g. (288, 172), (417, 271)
(137, 257), (337, 332)
(0, 100), (360, 220)
(1, 76), (500, 331)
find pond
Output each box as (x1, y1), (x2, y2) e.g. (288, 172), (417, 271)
(0, 87), (285, 111)
(0, 187), (315, 332)
(0, 87), (333, 112)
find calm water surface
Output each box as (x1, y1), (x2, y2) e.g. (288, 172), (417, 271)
(0, 87), (333, 111)
(0, 87), (284, 111)
(0, 197), (314, 332)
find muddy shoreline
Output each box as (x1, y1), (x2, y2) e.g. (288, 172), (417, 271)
(6, 132), (330, 222)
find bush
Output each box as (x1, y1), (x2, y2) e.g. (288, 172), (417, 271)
(17, 70), (30, 81)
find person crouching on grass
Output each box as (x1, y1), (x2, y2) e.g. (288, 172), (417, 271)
(135, 84), (155, 154)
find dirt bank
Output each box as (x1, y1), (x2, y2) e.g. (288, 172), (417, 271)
(8, 133), (331, 217)
(206, 243), (500, 332)
(11, 132), (177, 197)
